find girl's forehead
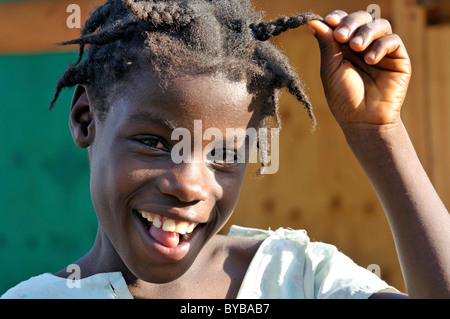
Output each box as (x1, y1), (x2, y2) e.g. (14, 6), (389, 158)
(108, 72), (261, 130)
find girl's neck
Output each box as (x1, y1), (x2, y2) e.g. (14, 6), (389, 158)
(56, 227), (261, 298)
(54, 227), (132, 281)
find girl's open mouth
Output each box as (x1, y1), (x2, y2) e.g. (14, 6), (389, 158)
(133, 209), (201, 248)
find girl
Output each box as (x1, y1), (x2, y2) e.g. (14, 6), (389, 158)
(2, 0), (449, 299)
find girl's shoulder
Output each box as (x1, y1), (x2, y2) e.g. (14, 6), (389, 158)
(211, 232), (263, 260)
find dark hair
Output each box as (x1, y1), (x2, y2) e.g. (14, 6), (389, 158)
(49, 0), (322, 129)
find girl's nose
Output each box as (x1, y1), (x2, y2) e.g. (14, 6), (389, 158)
(156, 162), (210, 204)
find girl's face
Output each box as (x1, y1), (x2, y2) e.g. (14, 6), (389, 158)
(82, 70), (260, 283)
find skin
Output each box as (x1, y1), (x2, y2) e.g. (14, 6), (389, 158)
(58, 10), (450, 298)
(308, 11), (450, 298)
(62, 70), (263, 298)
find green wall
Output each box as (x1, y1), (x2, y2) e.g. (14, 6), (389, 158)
(0, 52), (97, 295)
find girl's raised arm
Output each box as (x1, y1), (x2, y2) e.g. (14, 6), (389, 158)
(308, 10), (450, 298)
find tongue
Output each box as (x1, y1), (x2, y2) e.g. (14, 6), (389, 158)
(149, 224), (179, 248)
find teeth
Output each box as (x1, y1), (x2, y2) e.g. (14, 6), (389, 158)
(142, 211), (153, 222)
(162, 219), (176, 232)
(138, 210), (198, 235)
(186, 223), (196, 234)
(152, 216), (162, 228)
(175, 221), (189, 235)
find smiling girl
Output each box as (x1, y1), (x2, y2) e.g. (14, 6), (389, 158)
(2, 0), (449, 299)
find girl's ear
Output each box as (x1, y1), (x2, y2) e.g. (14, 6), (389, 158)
(69, 85), (95, 148)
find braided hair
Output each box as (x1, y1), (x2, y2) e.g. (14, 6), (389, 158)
(50, 0), (322, 129)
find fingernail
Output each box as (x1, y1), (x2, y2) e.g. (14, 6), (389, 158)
(365, 51), (376, 61)
(325, 13), (340, 23)
(336, 28), (349, 38)
(351, 36), (363, 46)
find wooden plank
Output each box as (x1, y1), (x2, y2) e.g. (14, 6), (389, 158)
(421, 0), (450, 25)
(0, 0), (103, 54)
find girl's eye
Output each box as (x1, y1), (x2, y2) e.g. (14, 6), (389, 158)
(134, 135), (169, 151)
(207, 148), (239, 165)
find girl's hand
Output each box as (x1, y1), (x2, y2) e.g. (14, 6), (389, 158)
(309, 11), (450, 299)
(307, 10), (411, 130)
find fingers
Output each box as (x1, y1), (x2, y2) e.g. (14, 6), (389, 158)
(329, 10), (374, 43)
(366, 33), (409, 67)
(322, 10), (403, 65)
(324, 10), (348, 28)
(307, 9), (409, 72)
(307, 19), (343, 71)
(349, 19), (392, 52)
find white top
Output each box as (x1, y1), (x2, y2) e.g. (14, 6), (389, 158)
(230, 226), (394, 298)
(1, 226), (394, 299)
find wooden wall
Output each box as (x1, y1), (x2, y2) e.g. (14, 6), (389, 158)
(1, 0), (449, 294)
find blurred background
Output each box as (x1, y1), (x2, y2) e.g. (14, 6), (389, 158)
(0, 0), (449, 295)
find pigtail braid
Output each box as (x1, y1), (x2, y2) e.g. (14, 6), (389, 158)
(49, 61), (88, 110)
(57, 19), (140, 48)
(287, 81), (316, 129)
(126, 0), (194, 29)
(72, 2), (114, 65)
(50, 18), (140, 110)
(251, 12), (322, 41)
